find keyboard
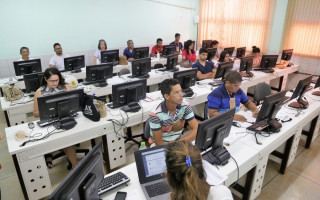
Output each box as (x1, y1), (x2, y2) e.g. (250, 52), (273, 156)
(98, 172), (130, 195)
(247, 119), (269, 131)
(37, 118), (59, 127)
(209, 80), (223, 86)
(145, 181), (171, 198)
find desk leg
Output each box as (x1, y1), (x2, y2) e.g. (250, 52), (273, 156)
(302, 115), (319, 149)
(4, 110), (10, 127)
(280, 135), (294, 174)
(271, 75), (284, 92)
(12, 155), (29, 200)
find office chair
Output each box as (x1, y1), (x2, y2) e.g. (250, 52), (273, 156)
(253, 83), (271, 105)
(124, 126), (144, 147)
(144, 118), (151, 141)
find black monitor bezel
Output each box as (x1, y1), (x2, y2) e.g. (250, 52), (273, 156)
(166, 54), (179, 70)
(207, 48), (217, 61)
(259, 55), (278, 69)
(131, 58), (152, 77)
(236, 47), (246, 58)
(23, 72), (43, 93)
(85, 63), (114, 82)
(173, 69), (198, 90)
(281, 49), (293, 61)
(133, 47), (149, 59)
(290, 75), (313, 101)
(100, 50), (119, 65)
(202, 40), (212, 48)
(13, 59), (42, 76)
(162, 45), (176, 56)
(239, 56), (254, 73)
(223, 47), (235, 57)
(64, 55), (85, 71)
(214, 61), (234, 79)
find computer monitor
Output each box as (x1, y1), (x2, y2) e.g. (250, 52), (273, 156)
(289, 75), (313, 109)
(37, 89), (84, 129)
(214, 61), (234, 79)
(23, 72), (43, 94)
(48, 141), (104, 200)
(64, 55), (85, 72)
(207, 48), (217, 61)
(312, 76), (320, 96)
(165, 54), (179, 71)
(259, 55), (278, 69)
(13, 59), (42, 76)
(173, 69), (197, 97)
(223, 47), (235, 57)
(162, 45), (176, 57)
(236, 47), (246, 58)
(195, 108), (235, 165)
(101, 50), (119, 65)
(130, 58), (151, 78)
(85, 63), (113, 86)
(202, 40), (212, 48)
(133, 47), (149, 59)
(108, 79), (147, 108)
(239, 56), (254, 77)
(281, 49), (293, 61)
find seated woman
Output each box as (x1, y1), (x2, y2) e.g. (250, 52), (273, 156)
(182, 40), (196, 63)
(166, 141), (233, 200)
(251, 46), (262, 68)
(215, 50), (231, 68)
(93, 39), (107, 65)
(33, 67), (77, 169)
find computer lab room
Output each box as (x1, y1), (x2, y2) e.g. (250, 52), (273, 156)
(0, 0), (320, 199)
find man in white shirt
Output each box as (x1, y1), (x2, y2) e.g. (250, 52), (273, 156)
(18, 47), (34, 61)
(49, 43), (69, 71)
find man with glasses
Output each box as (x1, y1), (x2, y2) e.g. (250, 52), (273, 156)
(207, 71), (259, 122)
(49, 43), (70, 71)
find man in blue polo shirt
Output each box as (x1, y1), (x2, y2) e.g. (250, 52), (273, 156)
(192, 48), (216, 80)
(123, 40), (134, 61)
(170, 33), (183, 53)
(207, 71), (259, 122)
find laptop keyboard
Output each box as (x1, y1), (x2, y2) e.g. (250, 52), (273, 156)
(145, 181), (171, 198)
(209, 79), (223, 86)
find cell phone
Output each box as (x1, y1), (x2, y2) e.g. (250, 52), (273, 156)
(114, 191), (127, 200)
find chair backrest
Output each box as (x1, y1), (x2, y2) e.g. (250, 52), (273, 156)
(253, 82), (271, 105)
(144, 118), (151, 140)
(119, 68), (130, 76)
(154, 63), (164, 69)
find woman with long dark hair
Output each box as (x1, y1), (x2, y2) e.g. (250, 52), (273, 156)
(182, 40), (196, 63)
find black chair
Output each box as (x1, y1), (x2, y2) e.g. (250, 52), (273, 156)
(253, 83), (271, 105)
(124, 127), (144, 147)
(119, 68), (131, 76)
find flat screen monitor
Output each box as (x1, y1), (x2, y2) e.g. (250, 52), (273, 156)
(223, 47), (235, 57)
(13, 59), (42, 76)
(256, 91), (286, 123)
(281, 49), (293, 61)
(162, 45), (176, 57)
(239, 56), (254, 74)
(64, 55), (85, 71)
(290, 75), (313, 106)
(23, 72), (43, 94)
(173, 69), (197, 90)
(207, 48), (217, 61)
(101, 50), (119, 65)
(133, 47), (149, 59)
(37, 89), (84, 122)
(214, 61), (234, 79)
(259, 55), (278, 69)
(236, 47), (246, 58)
(48, 141), (104, 200)
(130, 58), (151, 78)
(195, 108), (235, 165)
(109, 79), (147, 108)
(166, 54), (178, 71)
(202, 40), (212, 48)
(85, 63), (113, 83)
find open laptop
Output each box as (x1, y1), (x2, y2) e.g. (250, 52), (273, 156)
(134, 145), (170, 200)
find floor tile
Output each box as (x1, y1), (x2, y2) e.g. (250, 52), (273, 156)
(262, 160), (280, 187)
(0, 174), (24, 200)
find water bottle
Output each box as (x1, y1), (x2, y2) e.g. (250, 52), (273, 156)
(139, 142), (147, 150)
(157, 52), (160, 60)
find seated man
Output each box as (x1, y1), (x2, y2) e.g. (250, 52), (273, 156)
(18, 47), (34, 61)
(170, 33), (183, 53)
(149, 79), (198, 146)
(207, 71), (259, 122)
(150, 38), (163, 57)
(49, 43), (70, 71)
(123, 40), (134, 61)
(192, 48), (216, 80)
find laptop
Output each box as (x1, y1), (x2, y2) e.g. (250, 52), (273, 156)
(134, 145), (171, 200)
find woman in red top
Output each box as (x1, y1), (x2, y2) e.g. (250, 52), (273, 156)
(182, 40), (196, 63)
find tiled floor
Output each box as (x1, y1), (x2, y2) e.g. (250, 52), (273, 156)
(1, 73), (320, 200)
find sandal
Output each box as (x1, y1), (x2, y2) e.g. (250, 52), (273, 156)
(44, 153), (53, 168)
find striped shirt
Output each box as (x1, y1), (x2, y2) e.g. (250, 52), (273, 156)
(149, 100), (195, 142)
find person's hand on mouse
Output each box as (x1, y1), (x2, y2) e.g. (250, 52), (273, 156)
(252, 109), (259, 118)
(234, 114), (247, 122)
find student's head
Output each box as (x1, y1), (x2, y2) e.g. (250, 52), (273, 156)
(127, 40), (134, 49)
(199, 48), (208, 61)
(211, 40), (219, 48)
(53, 43), (63, 55)
(98, 39), (107, 51)
(184, 40), (194, 54)
(20, 47), (29, 59)
(166, 141), (210, 200)
(156, 38), (163, 47)
(160, 79), (183, 105)
(224, 71), (243, 94)
(219, 50), (230, 62)
(175, 33), (181, 42)
(252, 46), (260, 54)
(41, 67), (65, 88)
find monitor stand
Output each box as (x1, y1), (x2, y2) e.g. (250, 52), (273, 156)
(121, 102), (141, 112)
(288, 98), (309, 109)
(127, 73), (150, 79)
(93, 81), (108, 87)
(239, 71), (253, 77)
(71, 68), (81, 73)
(202, 146), (230, 166)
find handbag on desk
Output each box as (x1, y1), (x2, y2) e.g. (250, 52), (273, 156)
(179, 59), (193, 68)
(82, 94), (101, 122)
(3, 84), (23, 101)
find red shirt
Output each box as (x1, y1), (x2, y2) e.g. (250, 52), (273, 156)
(182, 50), (196, 63)
(151, 45), (163, 54)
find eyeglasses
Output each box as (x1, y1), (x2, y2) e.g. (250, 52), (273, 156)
(47, 79), (59, 83)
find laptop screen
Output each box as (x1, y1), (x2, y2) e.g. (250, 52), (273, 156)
(142, 148), (167, 177)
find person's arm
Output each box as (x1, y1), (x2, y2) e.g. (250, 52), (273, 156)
(93, 56), (98, 65)
(208, 68), (217, 79)
(49, 57), (55, 68)
(182, 50), (187, 60)
(209, 108), (220, 118)
(152, 130), (166, 146)
(178, 118), (198, 142)
(197, 71), (213, 80)
(65, 84), (72, 91)
(244, 99), (259, 118)
(33, 89), (41, 117)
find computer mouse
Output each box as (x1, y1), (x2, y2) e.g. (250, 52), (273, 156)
(28, 122), (35, 129)
(232, 121), (241, 128)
